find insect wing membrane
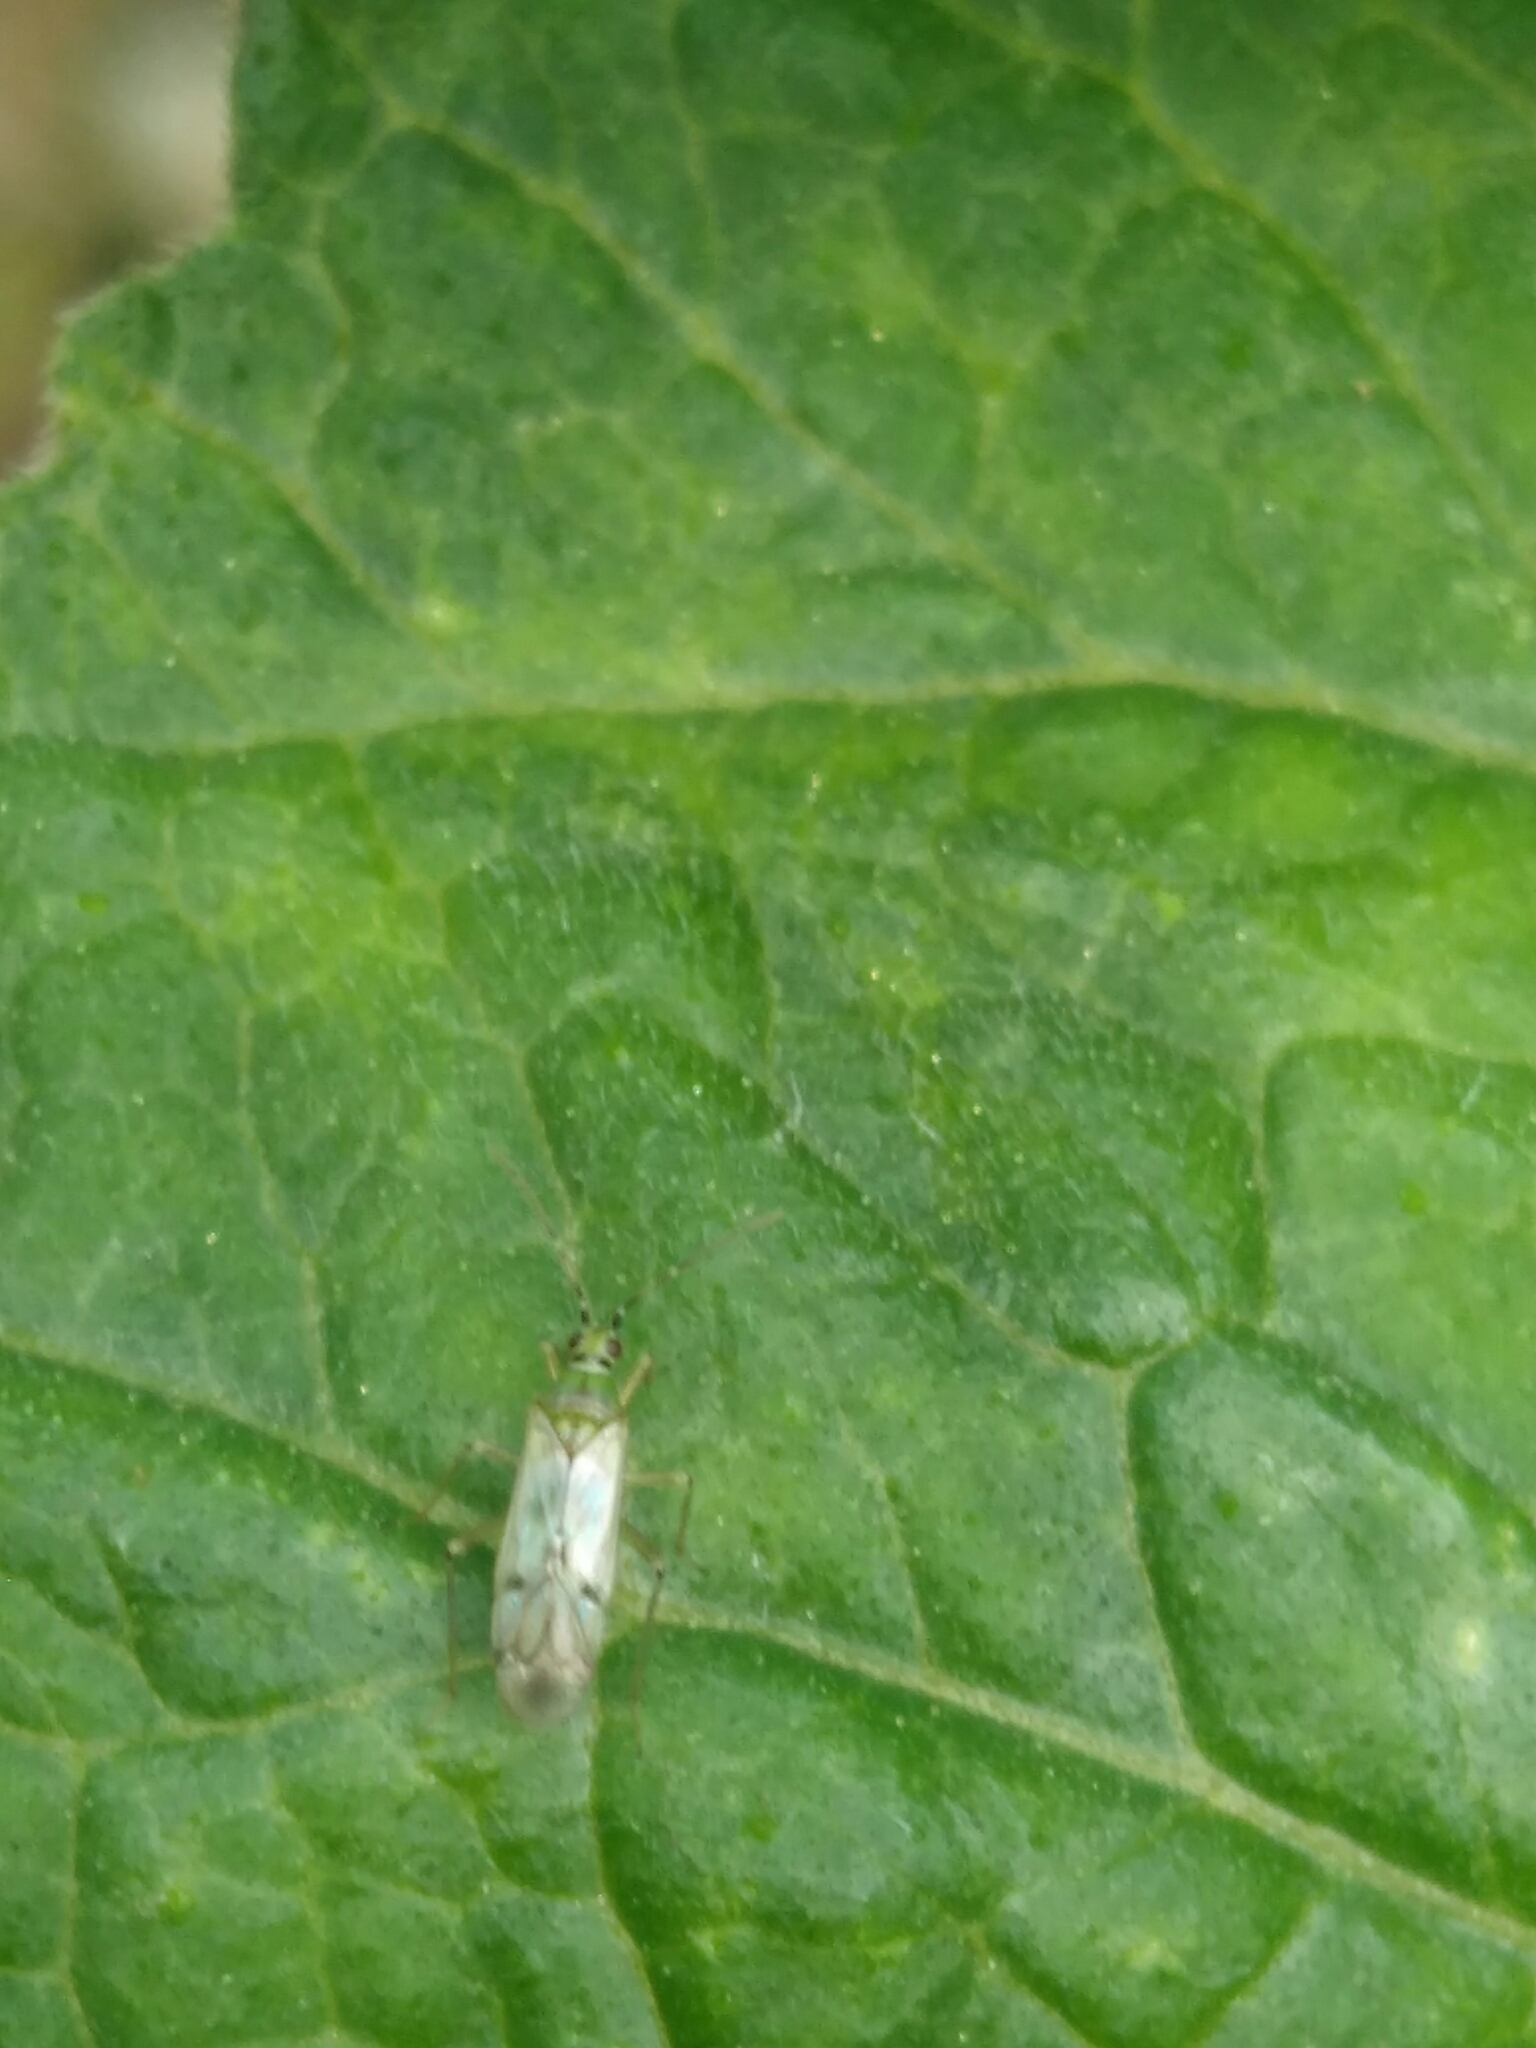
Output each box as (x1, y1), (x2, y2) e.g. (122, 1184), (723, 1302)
(491, 1405), (626, 1726)
(496, 1405), (568, 1590)
(563, 1414), (626, 1596)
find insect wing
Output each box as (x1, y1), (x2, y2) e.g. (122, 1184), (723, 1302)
(562, 1414), (626, 1599)
(491, 1407), (627, 1726)
(495, 1405), (568, 1591)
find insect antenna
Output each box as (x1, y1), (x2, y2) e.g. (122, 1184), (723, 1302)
(488, 1142), (593, 1322)
(616, 1206), (785, 1321)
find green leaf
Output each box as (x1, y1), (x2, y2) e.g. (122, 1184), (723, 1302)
(3, 3), (1536, 2043)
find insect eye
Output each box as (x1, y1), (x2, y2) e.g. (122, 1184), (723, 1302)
(607, 1336), (623, 1362)
(567, 1333), (580, 1353)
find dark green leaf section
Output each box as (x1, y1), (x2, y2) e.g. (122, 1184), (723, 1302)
(0, 1737), (72, 1967)
(1148, 0), (1536, 558)
(945, 690), (1536, 1081)
(596, 1632), (1531, 2048)
(1269, 1038), (1536, 1509)
(6, 0), (1536, 745)
(1134, 1332), (1536, 1919)
(0, 1357), (433, 1729)
(1, 1355), (654, 2048)
(0, 1979), (85, 2048)
(9, 1318), (1532, 2048)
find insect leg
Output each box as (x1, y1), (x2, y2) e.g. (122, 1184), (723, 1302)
(415, 1442), (521, 1701)
(617, 1351), (654, 1411)
(413, 1438), (521, 1525)
(620, 1520), (670, 1747)
(621, 1469), (693, 1744)
(625, 1466), (694, 1557)
(442, 1514), (506, 1697)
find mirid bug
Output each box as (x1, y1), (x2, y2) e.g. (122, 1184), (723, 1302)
(419, 1161), (780, 1730)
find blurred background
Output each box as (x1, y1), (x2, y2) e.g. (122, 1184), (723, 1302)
(0, 0), (233, 472)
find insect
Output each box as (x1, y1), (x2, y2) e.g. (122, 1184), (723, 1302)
(419, 1160), (781, 1730)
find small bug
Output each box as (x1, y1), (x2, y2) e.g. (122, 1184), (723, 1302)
(419, 1158), (780, 1730)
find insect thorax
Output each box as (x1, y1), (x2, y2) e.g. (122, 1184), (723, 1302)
(536, 1388), (621, 1455)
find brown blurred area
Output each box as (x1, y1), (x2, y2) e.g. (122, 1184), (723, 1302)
(0, 0), (234, 473)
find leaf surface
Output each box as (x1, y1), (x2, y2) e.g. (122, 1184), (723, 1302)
(3, 4), (1536, 2044)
